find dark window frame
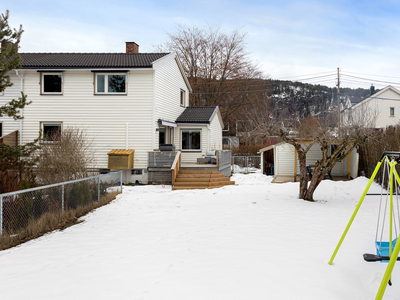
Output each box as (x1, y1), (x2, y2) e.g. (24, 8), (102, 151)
(41, 72), (63, 94)
(41, 122), (62, 143)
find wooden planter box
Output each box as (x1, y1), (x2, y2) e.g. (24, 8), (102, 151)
(108, 149), (134, 169)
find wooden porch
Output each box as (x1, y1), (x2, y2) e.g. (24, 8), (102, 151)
(170, 151), (235, 190)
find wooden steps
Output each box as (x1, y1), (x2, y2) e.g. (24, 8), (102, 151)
(172, 169), (235, 190)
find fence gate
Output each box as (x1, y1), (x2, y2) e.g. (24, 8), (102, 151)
(232, 156), (261, 173)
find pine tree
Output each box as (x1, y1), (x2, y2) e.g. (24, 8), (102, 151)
(0, 10), (38, 192)
(0, 9), (30, 120)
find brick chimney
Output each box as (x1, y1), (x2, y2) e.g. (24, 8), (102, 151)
(126, 42), (139, 53)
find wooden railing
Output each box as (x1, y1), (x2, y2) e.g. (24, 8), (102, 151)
(171, 151), (181, 186)
(0, 130), (18, 146)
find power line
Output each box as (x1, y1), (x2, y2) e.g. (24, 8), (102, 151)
(275, 71), (335, 80)
(342, 70), (400, 79)
(341, 74), (400, 86)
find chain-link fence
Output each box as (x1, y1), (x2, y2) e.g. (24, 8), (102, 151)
(232, 156), (261, 173)
(0, 171), (122, 236)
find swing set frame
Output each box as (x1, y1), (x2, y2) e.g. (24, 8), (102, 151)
(328, 151), (400, 300)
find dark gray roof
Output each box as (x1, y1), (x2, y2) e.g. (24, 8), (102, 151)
(19, 53), (169, 69)
(176, 106), (218, 124)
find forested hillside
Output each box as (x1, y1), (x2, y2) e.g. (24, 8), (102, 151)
(266, 80), (372, 119)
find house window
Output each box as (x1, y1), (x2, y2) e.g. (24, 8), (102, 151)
(181, 130), (201, 150)
(180, 89), (185, 107)
(42, 73), (63, 94)
(390, 107), (395, 117)
(42, 122), (62, 141)
(95, 74), (126, 94)
(0, 122), (2, 137)
(131, 169), (143, 175)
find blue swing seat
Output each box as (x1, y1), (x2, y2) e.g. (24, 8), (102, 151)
(376, 238), (398, 262)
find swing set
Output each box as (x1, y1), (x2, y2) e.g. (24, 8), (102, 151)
(328, 151), (400, 300)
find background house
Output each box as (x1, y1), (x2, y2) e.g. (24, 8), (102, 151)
(0, 42), (224, 184)
(342, 85), (400, 128)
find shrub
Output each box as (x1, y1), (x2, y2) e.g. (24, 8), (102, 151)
(36, 127), (95, 185)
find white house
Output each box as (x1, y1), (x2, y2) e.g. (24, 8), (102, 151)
(259, 141), (358, 181)
(342, 85), (400, 129)
(0, 42), (224, 184)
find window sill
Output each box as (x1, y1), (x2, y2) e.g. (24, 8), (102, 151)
(40, 93), (63, 96)
(181, 150), (201, 152)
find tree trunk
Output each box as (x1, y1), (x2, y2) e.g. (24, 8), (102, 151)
(297, 151), (310, 200)
(302, 158), (327, 201)
(303, 174), (324, 201)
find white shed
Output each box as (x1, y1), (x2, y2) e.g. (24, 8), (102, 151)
(259, 141), (358, 182)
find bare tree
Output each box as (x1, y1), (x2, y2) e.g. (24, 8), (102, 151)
(36, 127), (95, 185)
(157, 25), (268, 126)
(249, 101), (376, 201)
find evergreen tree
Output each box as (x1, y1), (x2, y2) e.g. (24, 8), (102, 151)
(0, 10), (38, 192)
(0, 9), (30, 120)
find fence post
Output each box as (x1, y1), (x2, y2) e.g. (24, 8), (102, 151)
(98, 176), (100, 202)
(61, 184), (64, 213)
(246, 156), (249, 173)
(0, 195), (3, 236)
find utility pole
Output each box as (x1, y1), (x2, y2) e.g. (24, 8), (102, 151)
(337, 67), (341, 137)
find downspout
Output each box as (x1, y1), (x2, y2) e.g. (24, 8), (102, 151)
(126, 122), (129, 149)
(15, 70), (23, 145)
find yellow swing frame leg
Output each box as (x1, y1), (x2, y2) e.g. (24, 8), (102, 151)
(328, 159), (383, 265)
(328, 154), (400, 300)
(376, 232), (400, 299)
(376, 164), (400, 299)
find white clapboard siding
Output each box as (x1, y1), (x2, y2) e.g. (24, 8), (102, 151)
(210, 111), (223, 150)
(0, 73), (23, 137)
(153, 54), (189, 147)
(275, 143), (295, 176)
(18, 69), (154, 169)
(176, 124), (209, 163)
(154, 55), (188, 122)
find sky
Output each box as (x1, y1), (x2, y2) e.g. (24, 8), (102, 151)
(5, 0), (400, 89)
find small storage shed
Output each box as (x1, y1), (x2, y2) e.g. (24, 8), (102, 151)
(259, 141), (358, 181)
(107, 149), (135, 169)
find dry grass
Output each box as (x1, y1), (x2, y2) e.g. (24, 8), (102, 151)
(0, 191), (119, 250)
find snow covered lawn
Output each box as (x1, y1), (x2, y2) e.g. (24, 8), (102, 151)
(1, 172), (399, 299)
